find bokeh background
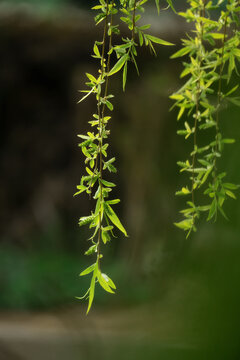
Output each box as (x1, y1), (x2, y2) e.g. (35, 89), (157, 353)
(1, 0), (240, 359)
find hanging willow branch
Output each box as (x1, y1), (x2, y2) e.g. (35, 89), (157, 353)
(75, 0), (174, 313)
(171, 0), (240, 237)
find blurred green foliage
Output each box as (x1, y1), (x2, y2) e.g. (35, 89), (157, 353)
(0, 246), (80, 309)
(0, 8), (239, 359)
(0, 243), (155, 310)
(1, 0), (91, 8)
(0, 7), (239, 358)
(0, 53), (240, 311)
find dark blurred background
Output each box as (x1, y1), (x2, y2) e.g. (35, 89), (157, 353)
(0, 0), (240, 359)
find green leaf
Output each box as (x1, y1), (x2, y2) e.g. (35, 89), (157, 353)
(102, 273), (116, 290)
(226, 190), (237, 200)
(129, 0), (135, 9)
(170, 94), (184, 100)
(166, 0), (176, 13)
(209, 33), (224, 39)
(90, 159), (95, 168)
(85, 244), (97, 256)
(175, 187), (191, 196)
(108, 163), (117, 173)
(155, 0), (160, 15)
(79, 263), (96, 276)
(228, 53), (235, 82)
(218, 205), (228, 221)
(174, 219), (193, 231)
(107, 199), (120, 205)
(79, 215), (96, 227)
(91, 5), (102, 10)
(87, 273), (96, 314)
(108, 54), (129, 76)
(221, 138), (235, 144)
(105, 100), (114, 111)
(123, 62), (127, 92)
(207, 199), (217, 221)
(180, 207), (195, 215)
(138, 30), (144, 46)
(171, 46), (192, 59)
(227, 97), (240, 107)
(86, 73), (97, 83)
(177, 130), (188, 136)
(102, 230), (111, 244)
(138, 24), (151, 31)
(86, 167), (94, 176)
(198, 205), (211, 212)
(223, 183), (240, 190)
(93, 43), (101, 58)
(177, 105), (185, 120)
(102, 225), (114, 231)
(145, 34), (174, 46)
(225, 85), (239, 97)
(97, 271), (116, 293)
(131, 51), (139, 75)
(104, 203), (128, 236)
(98, 274), (114, 293)
(200, 167), (213, 187)
(101, 179), (116, 187)
(73, 186), (86, 197)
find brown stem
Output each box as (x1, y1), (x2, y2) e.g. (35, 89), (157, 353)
(132, 0), (137, 41)
(102, 4), (114, 118)
(97, 0), (110, 267)
(191, 1), (206, 208)
(214, 2), (229, 176)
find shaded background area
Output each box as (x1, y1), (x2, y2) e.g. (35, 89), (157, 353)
(0, 0), (240, 359)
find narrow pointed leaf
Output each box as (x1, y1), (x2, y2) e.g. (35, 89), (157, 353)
(80, 263), (96, 276)
(145, 34), (174, 46)
(104, 203), (128, 236)
(87, 274), (96, 314)
(108, 54), (128, 76)
(166, 0), (176, 13)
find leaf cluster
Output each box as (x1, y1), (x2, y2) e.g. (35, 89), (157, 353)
(171, 0), (240, 236)
(76, 0), (175, 313)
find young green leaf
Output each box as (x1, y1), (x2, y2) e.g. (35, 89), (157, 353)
(123, 62), (128, 91)
(108, 54), (129, 76)
(207, 199), (217, 221)
(87, 273), (96, 314)
(104, 203), (128, 236)
(85, 245), (97, 256)
(171, 46), (192, 59)
(166, 0), (176, 13)
(97, 271), (115, 294)
(102, 230), (111, 244)
(155, 0), (160, 15)
(145, 34), (174, 46)
(223, 183), (239, 190)
(79, 263), (96, 276)
(101, 179), (116, 187)
(174, 218), (193, 231)
(102, 273), (116, 289)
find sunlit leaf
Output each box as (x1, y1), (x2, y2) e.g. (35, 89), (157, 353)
(108, 54), (129, 76)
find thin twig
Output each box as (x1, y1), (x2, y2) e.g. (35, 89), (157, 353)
(191, 1), (206, 210)
(97, 0), (110, 267)
(214, 2), (229, 176)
